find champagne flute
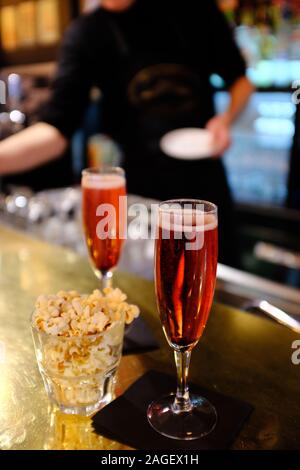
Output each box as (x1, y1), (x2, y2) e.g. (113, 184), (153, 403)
(148, 199), (218, 440)
(81, 166), (127, 289)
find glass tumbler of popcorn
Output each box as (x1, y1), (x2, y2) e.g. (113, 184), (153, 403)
(31, 289), (139, 416)
(31, 317), (125, 416)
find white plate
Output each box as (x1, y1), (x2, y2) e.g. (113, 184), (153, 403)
(160, 128), (214, 160)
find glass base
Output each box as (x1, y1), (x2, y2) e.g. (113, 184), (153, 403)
(41, 369), (117, 417)
(57, 390), (114, 417)
(147, 393), (217, 440)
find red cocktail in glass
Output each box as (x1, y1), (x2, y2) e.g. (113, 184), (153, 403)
(148, 199), (218, 440)
(82, 167), (126, 288)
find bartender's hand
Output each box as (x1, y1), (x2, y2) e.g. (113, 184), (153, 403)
(205, 114), (232, 157)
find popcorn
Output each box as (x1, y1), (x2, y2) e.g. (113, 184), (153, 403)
(32, 288), (140, 410)
(33, 287), (140, 337)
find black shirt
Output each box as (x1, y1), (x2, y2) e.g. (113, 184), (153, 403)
(41, 0), (246, 149)
(39, 0), (246, 264)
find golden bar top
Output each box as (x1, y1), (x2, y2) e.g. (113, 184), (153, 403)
(0, 225), (299, 450)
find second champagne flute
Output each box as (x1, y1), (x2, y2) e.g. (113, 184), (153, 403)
(82, 167), (127, 288)
(148, 199), (218, 440)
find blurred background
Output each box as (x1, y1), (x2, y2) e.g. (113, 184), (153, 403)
(1, 0), (300, 288)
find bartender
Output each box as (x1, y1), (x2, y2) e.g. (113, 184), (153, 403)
(0, 0), (254, 263)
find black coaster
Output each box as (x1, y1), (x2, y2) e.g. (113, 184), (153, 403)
(92, 370), (253, 450)
(123, 316), (159, 355)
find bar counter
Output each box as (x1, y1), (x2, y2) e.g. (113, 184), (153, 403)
(0, 225), (299, 450)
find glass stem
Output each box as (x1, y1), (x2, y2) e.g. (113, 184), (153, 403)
(102, 271), (113, 290)
(173, 349), (192, 412)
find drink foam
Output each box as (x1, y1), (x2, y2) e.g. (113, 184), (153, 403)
(82, 173), (125, 190)
(159, 209), (217, 233)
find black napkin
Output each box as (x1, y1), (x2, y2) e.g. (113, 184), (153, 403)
(92, 370), (253, 450)
(123, 316), (159, 355)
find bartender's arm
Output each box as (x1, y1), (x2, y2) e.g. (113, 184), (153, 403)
(206, 76), (254, 157)
(0, 123), (67, 175)
(204, 0), (255, 156)
(0, 17), (92, 176)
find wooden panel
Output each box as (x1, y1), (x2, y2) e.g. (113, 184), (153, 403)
(16, 1), (37, 47)
(0, 5), (18, 50)
(36, 0), (60, 45)
(0, 0), (77, 65)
